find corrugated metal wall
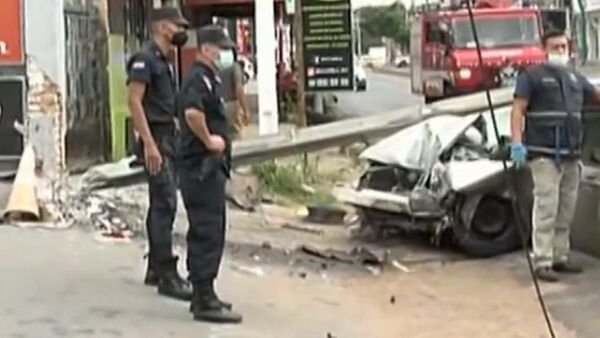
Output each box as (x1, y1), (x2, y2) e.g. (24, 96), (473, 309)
(63, 0), (110, 169)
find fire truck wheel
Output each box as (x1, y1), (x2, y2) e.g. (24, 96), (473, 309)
(453, 195), (522, 257)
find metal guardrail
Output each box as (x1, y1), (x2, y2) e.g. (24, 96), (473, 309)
(81, 87), (515, 190)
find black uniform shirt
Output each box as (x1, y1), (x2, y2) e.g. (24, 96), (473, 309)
(178, 61), (231, 167)
(127, 42), (176, 124)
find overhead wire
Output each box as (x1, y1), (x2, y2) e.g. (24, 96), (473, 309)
(463, 0), (557, 336)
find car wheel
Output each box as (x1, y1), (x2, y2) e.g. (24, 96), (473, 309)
(453, 194), (522, 257)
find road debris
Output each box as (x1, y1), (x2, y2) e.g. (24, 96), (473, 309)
(299, 244), (387, 266)
(392, 260), (411, 273)
(304, 205), (347, 225)
(93, 231), (133, 244)
(62, 189), (144, 238)
(297, 270), (308, 279)
(282, 223), (324, 235)
(230, 264), (265, 277)
(226, 172), (262, 212)
(366, 265), (381, 276)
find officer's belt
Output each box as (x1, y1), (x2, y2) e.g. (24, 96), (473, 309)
(526, 111), (581, 118)
(526, 146), (580, 155)
(149, 122), (176, 136)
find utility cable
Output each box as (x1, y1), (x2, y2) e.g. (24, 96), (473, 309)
(464, 1), (557, 337)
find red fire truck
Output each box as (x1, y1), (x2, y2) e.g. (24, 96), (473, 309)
(410, 0), (552, 102)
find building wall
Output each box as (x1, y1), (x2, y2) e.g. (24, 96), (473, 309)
(25, 0), (67, 103)
(24, 0), (67, 177)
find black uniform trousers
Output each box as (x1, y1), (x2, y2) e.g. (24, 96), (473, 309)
(143, 124), (178, 272)
(179, 161), (227, 283)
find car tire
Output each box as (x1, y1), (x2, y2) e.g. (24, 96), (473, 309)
(453, 194), (522, 257)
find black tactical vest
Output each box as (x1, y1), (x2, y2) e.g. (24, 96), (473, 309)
(523, 64), (584, 158)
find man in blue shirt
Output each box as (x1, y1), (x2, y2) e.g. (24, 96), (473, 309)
(510, 29), (600, 282)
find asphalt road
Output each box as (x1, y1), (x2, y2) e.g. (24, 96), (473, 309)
(336, 70), (422, 117)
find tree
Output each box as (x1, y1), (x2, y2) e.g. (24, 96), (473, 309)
(358, 1), (410, 52)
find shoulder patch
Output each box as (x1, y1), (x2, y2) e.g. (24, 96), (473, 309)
(202, 76), (213, 92)
(569, 72), (578, 84)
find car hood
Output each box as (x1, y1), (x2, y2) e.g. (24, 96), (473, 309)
(359, 106), (512, 192)
(360, 114), (481, 171)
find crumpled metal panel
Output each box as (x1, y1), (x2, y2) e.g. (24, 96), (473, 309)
(360, 114), (481, 171)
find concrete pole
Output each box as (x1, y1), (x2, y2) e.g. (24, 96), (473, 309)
(255, 0), (280, 135)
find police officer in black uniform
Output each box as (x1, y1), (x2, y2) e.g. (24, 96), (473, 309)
(126, 7), (191, 300)
(510, 29), (600, 282)
(178, 25), (242, 324)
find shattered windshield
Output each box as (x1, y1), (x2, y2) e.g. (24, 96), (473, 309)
(452, 16), (540, 48)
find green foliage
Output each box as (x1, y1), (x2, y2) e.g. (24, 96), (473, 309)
(252, 159), (338, 206)
(358, 1), (410, 50)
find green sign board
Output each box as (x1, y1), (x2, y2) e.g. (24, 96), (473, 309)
(301, 0), (354, 91)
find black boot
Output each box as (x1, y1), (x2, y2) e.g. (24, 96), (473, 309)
(191, 281), (242, 324)
(189, 281), (232, 312)
(157, 257), (193, 301)
(144, 259), (160, 286)
(553, 261), (583, 274)
(535, 267), (559, 282)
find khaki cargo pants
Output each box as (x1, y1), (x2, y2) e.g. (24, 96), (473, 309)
(224, 101), (242, 140)
(530, 157), (581, 269)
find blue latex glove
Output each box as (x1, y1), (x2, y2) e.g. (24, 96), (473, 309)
(510, 143), (527, 168)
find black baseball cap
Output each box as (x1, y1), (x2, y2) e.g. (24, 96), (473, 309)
(196, 25), (236, 49)
(150, 7), (189, 28)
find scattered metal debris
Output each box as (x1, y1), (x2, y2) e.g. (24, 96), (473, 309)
(282, 223), (325, 235)
(304, 205), (347, 225)
(299, 244), (387, 266)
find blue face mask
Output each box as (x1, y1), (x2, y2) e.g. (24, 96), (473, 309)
(217, 50), (235, 69)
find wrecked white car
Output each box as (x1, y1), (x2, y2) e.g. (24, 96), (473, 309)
(335, 107), (535, 257)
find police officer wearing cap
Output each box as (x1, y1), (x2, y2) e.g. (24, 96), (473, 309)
(510, 29), (600, 282)
(126, 6), (192, 300)
(177, 25), (242, 324)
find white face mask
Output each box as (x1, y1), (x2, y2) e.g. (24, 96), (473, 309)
(217, 50), (235, 69)
(547, 52), (569, 66)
